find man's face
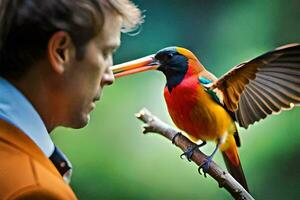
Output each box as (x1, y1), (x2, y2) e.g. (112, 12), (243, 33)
(59, 10), (121, 128)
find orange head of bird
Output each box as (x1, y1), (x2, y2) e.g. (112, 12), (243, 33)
(112, 47), (204, 91)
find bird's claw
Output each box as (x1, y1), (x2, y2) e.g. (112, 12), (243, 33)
(198, 158), (212, 178)
(172, 132), (182, 144)
(180, 141), (206, 162)
(180, 145), (197, 162)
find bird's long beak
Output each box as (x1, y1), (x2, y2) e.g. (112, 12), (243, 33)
(112, 54), (160, 78)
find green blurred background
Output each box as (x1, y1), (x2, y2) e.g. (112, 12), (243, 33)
(52, 0), (300, 199)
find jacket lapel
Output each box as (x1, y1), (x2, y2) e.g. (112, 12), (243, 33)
(0, 119), (61, 178)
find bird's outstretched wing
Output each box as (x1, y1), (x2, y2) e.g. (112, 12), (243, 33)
(211, 43), (300, 128)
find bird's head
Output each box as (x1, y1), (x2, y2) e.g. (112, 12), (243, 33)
(112, 47), (204, 91)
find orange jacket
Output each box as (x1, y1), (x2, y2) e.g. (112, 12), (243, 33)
(0, 119), (77, 200)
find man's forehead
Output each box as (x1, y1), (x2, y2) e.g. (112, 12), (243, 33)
(98, 16), (122, 50)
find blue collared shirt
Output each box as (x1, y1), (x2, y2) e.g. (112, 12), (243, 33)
(0, 77), (55, 157)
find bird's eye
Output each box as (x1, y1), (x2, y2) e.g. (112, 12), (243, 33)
(162, 53), (174, 62)
(167, 53), (174, 59)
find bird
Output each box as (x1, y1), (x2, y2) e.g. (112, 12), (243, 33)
(112, 43), (300, 192)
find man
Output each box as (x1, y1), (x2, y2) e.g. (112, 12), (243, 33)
(0, 0), (143, 199)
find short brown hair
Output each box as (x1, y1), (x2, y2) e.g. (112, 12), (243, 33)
(0, 0), (143, 79)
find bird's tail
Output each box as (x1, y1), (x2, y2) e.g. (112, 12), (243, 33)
(221, 133), (249, 192)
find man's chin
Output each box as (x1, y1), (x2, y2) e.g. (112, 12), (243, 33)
(67, 113), (90, 129)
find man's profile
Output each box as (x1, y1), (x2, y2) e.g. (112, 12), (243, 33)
(0, 0), (143, 199)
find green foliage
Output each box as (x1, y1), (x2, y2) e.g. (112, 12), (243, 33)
(52, 0), (300, 199)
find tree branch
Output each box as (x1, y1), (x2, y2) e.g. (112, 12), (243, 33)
(135, 108), (254, 200)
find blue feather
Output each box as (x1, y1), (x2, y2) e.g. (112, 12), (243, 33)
(199, 76), (212, 84)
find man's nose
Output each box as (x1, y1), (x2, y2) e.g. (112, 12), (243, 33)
(102, 67), (115, 86)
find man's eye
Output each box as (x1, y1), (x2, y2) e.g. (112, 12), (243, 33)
(103, 51), (110, 59)
(103, 48), (113, 59)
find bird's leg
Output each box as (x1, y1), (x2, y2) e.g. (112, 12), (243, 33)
(180, 141), (207, 162)
(198, 139), (221, 177)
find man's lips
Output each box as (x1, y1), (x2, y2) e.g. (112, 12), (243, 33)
(93, 95), (100, 102)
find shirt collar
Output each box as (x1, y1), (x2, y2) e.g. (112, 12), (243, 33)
(0, 77), (54, 157)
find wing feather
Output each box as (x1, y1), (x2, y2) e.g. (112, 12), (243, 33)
(246, 85), (271, 116)
(238, 94), (252, 126)
(244, 89), (267, 120)
(251, 82), (282, 112)
(249, 82), (279, 113)
(212, 43), (300, 128)
(243, 89), (265, 125)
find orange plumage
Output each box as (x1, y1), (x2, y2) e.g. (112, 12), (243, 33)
(161, 47), (246, 189)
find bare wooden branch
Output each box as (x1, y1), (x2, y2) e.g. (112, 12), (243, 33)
(135, 108), (254, 200)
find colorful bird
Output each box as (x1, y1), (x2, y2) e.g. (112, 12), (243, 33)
(112, 43), (300, 192)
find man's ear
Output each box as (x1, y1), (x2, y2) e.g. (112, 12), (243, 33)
(48, 31), (72, 74)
